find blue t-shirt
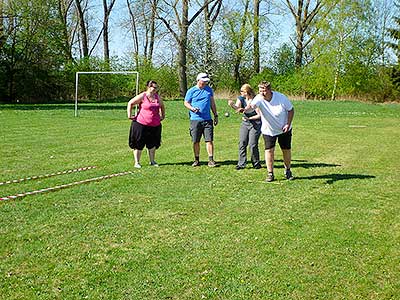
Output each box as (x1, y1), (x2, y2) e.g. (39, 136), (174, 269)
(184, 85), (214, 121)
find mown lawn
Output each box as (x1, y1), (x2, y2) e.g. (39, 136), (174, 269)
(0, 100), (399, 299)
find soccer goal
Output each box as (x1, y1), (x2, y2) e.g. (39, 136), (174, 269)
(74, 71), (140, 117)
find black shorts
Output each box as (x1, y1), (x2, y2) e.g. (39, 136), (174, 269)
(190, 120), (214, 143)
(263, 129), (292, 150)
(129, 121), (162, 150)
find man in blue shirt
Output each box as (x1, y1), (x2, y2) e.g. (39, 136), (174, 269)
(184, 73), (219, 167)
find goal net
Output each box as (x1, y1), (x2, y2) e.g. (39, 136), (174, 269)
(74, 71), (139, 117)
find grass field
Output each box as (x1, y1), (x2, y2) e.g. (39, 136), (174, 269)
(0, 100), (399, 299)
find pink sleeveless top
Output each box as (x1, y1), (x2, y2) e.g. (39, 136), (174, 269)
(136, 93), (161, 127)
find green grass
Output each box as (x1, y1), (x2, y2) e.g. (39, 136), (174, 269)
(0, 100), (399, 299)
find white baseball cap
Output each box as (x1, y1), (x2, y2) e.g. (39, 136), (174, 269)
(196, 73), (210, 82)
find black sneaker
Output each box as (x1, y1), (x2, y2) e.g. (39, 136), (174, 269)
(192, 160), (200, 167)
(235, 165), (245, 170)
(265, 172), (274, 182)
(284, 169), (294, 180)
(253, 163), (262, 169)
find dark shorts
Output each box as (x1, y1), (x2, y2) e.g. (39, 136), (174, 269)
(129, 121), (162, 150)
(263, 129), (292, 150)
(190, 120), (214, 143)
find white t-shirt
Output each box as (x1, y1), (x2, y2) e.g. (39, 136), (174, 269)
(251, 91), (293, 136)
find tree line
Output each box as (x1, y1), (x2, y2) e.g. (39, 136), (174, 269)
(0, 0), (399, 103)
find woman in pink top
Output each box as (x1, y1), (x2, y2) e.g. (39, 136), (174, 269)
(127, 80), (165, 168)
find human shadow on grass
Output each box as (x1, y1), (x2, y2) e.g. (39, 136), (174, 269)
(159, 159), (335, 168)
(294, 173), (375, 184)
(273, 159), (341, 169)
(159, 160), (227, 167)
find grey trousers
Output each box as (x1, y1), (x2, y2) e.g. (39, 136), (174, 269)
(238, 120), (261, 167)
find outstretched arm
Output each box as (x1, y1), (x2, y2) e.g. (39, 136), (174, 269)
(228, 98), (244, 113)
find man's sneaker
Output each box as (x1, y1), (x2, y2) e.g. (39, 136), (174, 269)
(284, 169), (294, 180)
(265, 172), (274, 182)
(235, 165), (245, 170)
(150, 161), (159, 167)
(208, 160), (217, 167)
(192, 160), (200, 167)
(253, 163), (262, 169)
(134, 163), (142, 169)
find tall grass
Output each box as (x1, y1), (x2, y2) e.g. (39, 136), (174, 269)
(0, 100), (399, 299)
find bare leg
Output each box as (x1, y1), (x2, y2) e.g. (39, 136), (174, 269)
(134, 149), (142, 167)
(148, 147), (157, 164)
(206, 141), (214, 157)
(265, 148), (275, 173)
(193, 142), (200, 158)
(282, 149), (291, 170)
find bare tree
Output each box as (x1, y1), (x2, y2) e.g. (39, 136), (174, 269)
(126, 0), (158, 65)
(102, 0), (117, 62)
(75, 0), (89, 57)
(285, 0), (323, 67)
(57, 0), (75, 61)
(157, 0), (218, 96)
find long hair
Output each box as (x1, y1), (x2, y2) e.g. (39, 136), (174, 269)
(241, 84), (256, 98)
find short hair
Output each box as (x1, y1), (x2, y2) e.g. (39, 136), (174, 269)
(258, 81), (271, 89)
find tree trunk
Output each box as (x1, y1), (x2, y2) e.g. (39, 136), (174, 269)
(103, 0), (116, 64)
(127, 0), (139, 68)
(253, 0), (260, 73)
(57, 0), (74, 61)
(148, 0), (157, 63)
(203, 0), (222, 75)
(0, 0), (4, 49)
(75, 0), (89, 57)
(233, 0), (249, 84)
(204, 3), (212, 71)
(331, 32), (344, 101)
(179, 0), (189, 96)
(295, 24), (304, 67)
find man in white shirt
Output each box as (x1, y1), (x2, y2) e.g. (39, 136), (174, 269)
(247, 81), (294, 182)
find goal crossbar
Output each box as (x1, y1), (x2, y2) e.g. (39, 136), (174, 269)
(74, 71), (139, 117)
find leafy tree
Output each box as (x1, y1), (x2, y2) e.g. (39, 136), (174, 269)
(387, 0), (400, 61)
(304, 0), (386, 100)
(220, 0), (253, 85)
(270, 43), (296, 75)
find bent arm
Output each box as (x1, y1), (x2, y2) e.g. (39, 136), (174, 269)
(184, 100), (199, 113)
(283, 108), (294, 132)
(127, 93), (144, 119)
(159, 97), (166, 120)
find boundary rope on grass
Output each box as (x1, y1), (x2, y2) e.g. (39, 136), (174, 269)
(0, 166), (97, 186)
(0, 171), (133, 201)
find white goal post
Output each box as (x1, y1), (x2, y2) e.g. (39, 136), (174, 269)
(74, 71), (140, 117)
